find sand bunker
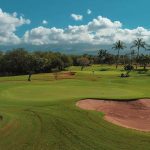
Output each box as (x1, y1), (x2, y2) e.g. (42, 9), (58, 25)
(76, 99), (150, 132)
(57, 72), (76, 80)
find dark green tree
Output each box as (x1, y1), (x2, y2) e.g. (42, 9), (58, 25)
(77, 57), (90, 71)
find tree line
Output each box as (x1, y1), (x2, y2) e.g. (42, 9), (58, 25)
(0, 49), (96, 75)
(76, 38), (150, 71)
(112, 38), (150, 69)
(0, 49), (72, 76)
(0, 38), (150, 76)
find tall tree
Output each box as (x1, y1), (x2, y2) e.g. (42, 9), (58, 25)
(77, 57), (90, 71)
(138, 54), (150, 70)
(112, 40), (126, 69)
(98, 49), (107, 64)
(131, 38), (148, 69)
(130, 49), (136, 65)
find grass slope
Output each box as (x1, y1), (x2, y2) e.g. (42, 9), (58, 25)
(0, 65), (150, 150)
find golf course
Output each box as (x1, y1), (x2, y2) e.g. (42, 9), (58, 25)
(1, 0), (150, 149)
(0, 65), (150, 150)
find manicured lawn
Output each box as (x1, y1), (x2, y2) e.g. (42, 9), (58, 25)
(0, 65), (150, 150)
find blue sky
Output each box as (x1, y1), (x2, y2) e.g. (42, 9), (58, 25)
(0, 0), (150, 53)
(1, 0), (150, 31)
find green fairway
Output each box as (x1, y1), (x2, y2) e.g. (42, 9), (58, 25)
(0, 65), (150, 150)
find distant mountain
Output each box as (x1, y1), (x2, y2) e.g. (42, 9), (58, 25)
(0, 44), (149, 55)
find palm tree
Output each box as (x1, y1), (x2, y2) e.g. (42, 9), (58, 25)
(138, 54), (150, 70)
(98, 49), (107, 64)
(112, 40), (126, 69)
(131, 38), (148, 69)
(130, 49), (136, 65)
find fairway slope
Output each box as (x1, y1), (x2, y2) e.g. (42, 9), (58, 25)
(77, 99), (150, 132)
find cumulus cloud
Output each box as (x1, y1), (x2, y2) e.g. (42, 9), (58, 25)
(1, 9), (150, 52)
(22, 16), (150, 48)
(22, 16), (150, 51)
(71, 14), (83, 21)
(42, 20), (48, 25)
(23, 16), (123, 46)
(23, 27), (66, 45)
(88, 16), (122, 31)
(87, 9), (92, 15)
(0, 8), (30, 45)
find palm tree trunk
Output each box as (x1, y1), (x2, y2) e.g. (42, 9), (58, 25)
(123, 55), (125, 65)
(136, 47), (140, 69)
(116, 49), (120, 69)
(130, 53), (132, 65)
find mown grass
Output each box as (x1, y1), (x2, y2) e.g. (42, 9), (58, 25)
(0, 65), (150, 150)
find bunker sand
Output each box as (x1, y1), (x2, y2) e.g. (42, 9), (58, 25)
(76, 99), (150, 132)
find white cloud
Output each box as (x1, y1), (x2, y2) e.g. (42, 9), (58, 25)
(23, 16), (123, 46)
(88, 16), (122, 31)
(23, 16), (150, 49)
(0, 8), (30, 45)
(23, 26), (66, 45)
(71, 14), (83, 21)
(0, 9), (150, 52)
(42, 20), (48, 25)
(87, 9), (92, 15)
